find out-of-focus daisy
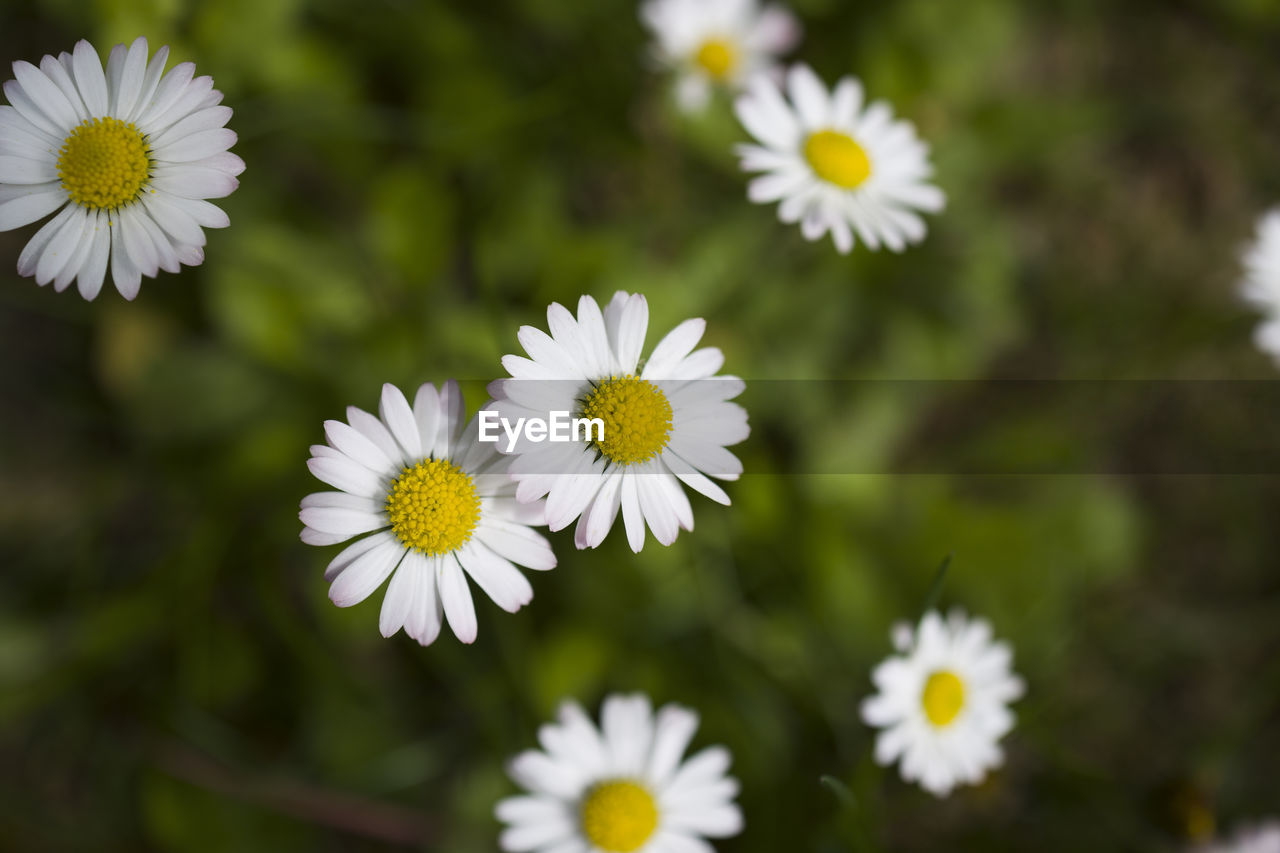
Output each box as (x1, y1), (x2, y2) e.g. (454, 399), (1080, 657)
(300, 381), (556, 646)
(640, 0), (800, 113)
(1239, 209), (1280, 364)
(496, 693), (743, 853)
(488, 291), (749, 553)
(734, 63), (944, 254)
(0, 37), (243, 300)
(1204, 821), (1280, 853)
(860, 610), (1024, 797)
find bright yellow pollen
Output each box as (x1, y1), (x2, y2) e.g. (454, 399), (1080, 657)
(694, 38), (737, 80)
(580, 780), (658, 852)
(384, 459), (480, 556)
(922, 670), (966, 727)
(579, 375), (673, 466)
(803, 129), (872, 189)
(57, 117), (150, 210)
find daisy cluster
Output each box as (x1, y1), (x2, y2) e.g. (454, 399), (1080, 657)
(640, 0), (945, 255)
(3, 2), (1275, 849)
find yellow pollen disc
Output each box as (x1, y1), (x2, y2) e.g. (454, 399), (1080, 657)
(580, 780), (658, 852)
(579, 374), (673, 466)
(57, 117), (151, 210)
(384, 459), (480, 556)
(803, 129), (872, 190)
(922, 670), (966, 727)
(694, 38), (738, 80)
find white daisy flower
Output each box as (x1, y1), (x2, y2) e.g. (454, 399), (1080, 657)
(1239, 209), (1280, 364)
(300, 380), (557, 646)
(496, 693), (743, 853)
(640, 0), (800, 113)
(860, 610), (1024, 797)
(734, 63), (945, 254)
(1205, 821), (1280, 853)
(0, 37), (244, 300)
(488, 291), (749, 553)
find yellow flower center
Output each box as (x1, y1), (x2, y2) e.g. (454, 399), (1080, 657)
(384, 459), (480, 556)
(694, 38), (737, 80)
(57, 117), (151, 210)
(580, 780), (659, 852)
(803, 129), (872, 189)
(579, 375), (673, 466)
(922, 670), (966, 727)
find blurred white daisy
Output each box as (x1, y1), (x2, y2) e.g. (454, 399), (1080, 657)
(0, 37), (244, 300)
(1205, 822), (1280, 853)
(496, 693), (743, 853)
(1239, 209), (1280, 364)
(489, 291), (749, 553)
(300, 381), (556, 646)
(735, 63), (944, 254)
(860, 610), (1024, 797)
(641, 0), (800, 113)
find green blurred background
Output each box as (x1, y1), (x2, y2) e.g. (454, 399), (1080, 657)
(2, 0), (1279, 849)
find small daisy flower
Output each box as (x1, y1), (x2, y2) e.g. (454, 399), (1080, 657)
(496, 693), (743, 853)
(734, 63), (945, 254)
(640, 0), (800, 113)
(0, 37), (244, 300)
(300, 381), (556, 646)
(489, 291), (749, 553)
(1239, 209), (1280, 364)
(860, 610), (1024, 797)
(1205, 821), (1280, 853)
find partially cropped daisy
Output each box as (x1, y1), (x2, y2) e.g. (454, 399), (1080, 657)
(300, 381), (556, 646)
(488, 291), (749, 553)
(860, 610), (1024, 797)
(641, 0), (800, 112)
(497, 693), (742, 853)
(1205, 821), (1280, 853)
(0, 37), (243, 300)
(735, 63), (944, 254)
(1239, 209), (1280, 364)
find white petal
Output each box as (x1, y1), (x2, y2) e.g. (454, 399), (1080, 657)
(439, 556), (478, 643)
(71, 41), (108, 117)
(16, 203), (76, 278)
(327, 535), (404, 607)
(0, 186), (64, 231)
(149, 166), (239, 199)
(149, 105), (232, 149)
(111, 37), (150, 120)
(76, 211), (110, 300)
(619, 474), (646, 552)
(153, 128), (237, 163)
(38, 55), (88, 123)
(379, 383), (423, 460)
(412, 382), (442, 457)
(12, 61), (79, 132)
(324, 419), (395, 473)
(0, 154), (56, 184)
(456, 540), (533, 613)
(476, 518), (556, 570)
(647, 704), (699, 786)
(35, 204), (87, 285)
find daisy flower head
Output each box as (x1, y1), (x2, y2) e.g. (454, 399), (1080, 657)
(0, 37), (244, 300)
(300, 380), (556, 646)
(1239, 209), (1280, 365)
(488, 291), (750, 553)
(640, 0), (800, 113)
(860, 609), (1024, 797)
(496, 693), (743, 853)
(735, 63), (945, 254)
